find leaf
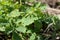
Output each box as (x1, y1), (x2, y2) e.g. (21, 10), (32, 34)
(26, 30), (32, 33)
(57, 15), (60, 20)
(12, 32), (22, 40)
(16, 15), (38, 26)
(34, 20), (42, 31)
(28, 0), (35, 2)
(21, 15), (38, 26)
(0, 26), (5, 31)
(5, 26), (13, 34)
(35, 2), (41, 8)
(0, 23), (8, 31)
(37, 35), (44, 40)
(16, 25), (27, 33)
(0, 11), (2, 15)
(8, 9), (20, 17)
(55, 20), (60, 30)
(29, 33), (36, 40)
(40, 5), (46, 11)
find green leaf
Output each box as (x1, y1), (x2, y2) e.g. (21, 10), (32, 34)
(5, 26), (13, 34)
(28, 0), (35, 2)
(35, 2), (41, 8)
(37, 35), (44, 40)
(55, 20), (60, 30)
(29, 33), (36, 40)
(26, 30), (32, 33)
(21, 15), (38, 26)
(57, 15), (60, 19)
(0, 11), (2, 15)
(34, 20), (42, 31)
(12, 32), (22, 40)
(0, 26), (5, 31)
(16, 15), (38, 26)
(16, 25), (27, 33)
(8, 9), (20, 17)
(40, 5), (46, 11)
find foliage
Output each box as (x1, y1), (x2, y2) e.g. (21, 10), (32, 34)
(0, 0), (60, 40)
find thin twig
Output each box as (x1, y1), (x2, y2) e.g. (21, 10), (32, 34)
(44, 23), (53, 33)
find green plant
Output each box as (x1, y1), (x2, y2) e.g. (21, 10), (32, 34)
(0, 0), (60, 40)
